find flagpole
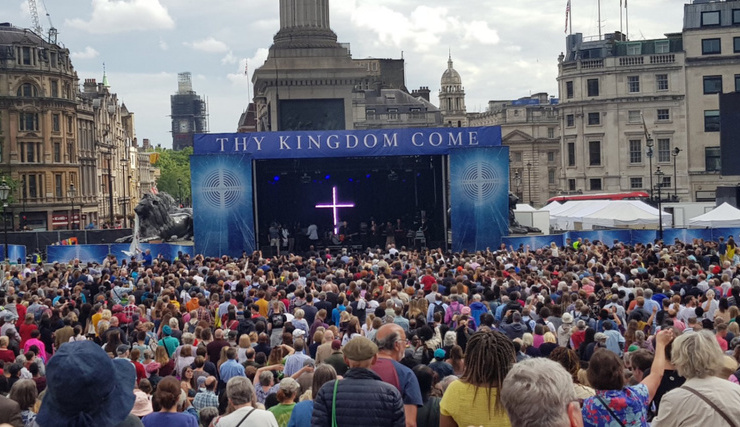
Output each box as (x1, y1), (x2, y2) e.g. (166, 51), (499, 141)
(569, 0), (572, 35)
(625, 0), (629, 40)
(598, 0), (602, 40)
(620, 0), (623, 35)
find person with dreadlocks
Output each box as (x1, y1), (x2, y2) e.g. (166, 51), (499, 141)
(439, 330), (515, 427)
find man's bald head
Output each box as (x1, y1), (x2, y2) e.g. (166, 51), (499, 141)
(374, 323), (407, 361)
(214, 329), (224, 339)
(376, 323), (405, 342)
(323, 330), (334, 342)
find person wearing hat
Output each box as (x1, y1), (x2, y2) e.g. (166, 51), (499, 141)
(557, 312), (575, 347)
(268, 377), (301, 427)
(36, 340), (141, 427)
(428, 348), (454, 380)
(312, 337), (404, 426)
(322, 340), (348, 376)
(158, 325), (179, 358)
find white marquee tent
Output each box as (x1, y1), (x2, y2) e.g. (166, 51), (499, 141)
(546, 200), (672, 230)
(688, 203), (740, 228)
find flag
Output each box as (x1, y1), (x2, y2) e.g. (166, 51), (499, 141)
(565, 0), (571, 33)
(244, 60), (248, 76)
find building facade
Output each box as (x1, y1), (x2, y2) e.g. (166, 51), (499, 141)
(439, 56), (468, 128)
(171, 72), (207, 151)
(556, 31), (688, 200)
(470, 93), (561, 206)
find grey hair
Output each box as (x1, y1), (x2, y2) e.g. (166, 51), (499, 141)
(226, 376), (256, 406)
(181, 332), (195, 345)
(259, 370), (274, 386)
(671, 330), (725, 379)
(374, 331), (400, 351)
(501, 358), (575, 427)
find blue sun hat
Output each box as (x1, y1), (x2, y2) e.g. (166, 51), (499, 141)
(36, 340), (136, 427)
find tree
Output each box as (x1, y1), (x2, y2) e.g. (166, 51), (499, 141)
(153, 147), (192, 205)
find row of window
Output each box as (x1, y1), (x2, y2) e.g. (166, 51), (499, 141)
(703, 74), (740, 94)
(566, 138), (674, 167)
(700, 9), (740, 27)
(18, 173), (77, 199)
(702, 37), (740, 55)
(565, 176), (675, 192)
(565, 108), (671, 128)
(18, 113), (74, 133)
(565, 74), (669, 99)
(19, 141), (76, 164)
(17, 81), (71, 99)
(511, 151), (558, 163)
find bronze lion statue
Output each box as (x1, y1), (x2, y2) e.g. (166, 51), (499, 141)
(117, 193), (193, 242)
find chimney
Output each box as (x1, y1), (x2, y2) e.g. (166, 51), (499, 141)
(412, 86), (431, 102)
(142, 138), (151, 149)
(83, 78), (97, 93)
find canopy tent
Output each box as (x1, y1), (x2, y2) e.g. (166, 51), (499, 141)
(688, 202), (740, 228)
(515, 203), (537, 212)
(549, 200), (671, 230)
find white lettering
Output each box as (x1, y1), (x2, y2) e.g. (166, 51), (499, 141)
(308, 135), (322, 149)
(347, 135), (359, 149)
(412, 132), (424, 146)
(327, 136), (339, 149)
(383, 133), (398, 148)
(325, 135), (338, 149)
(469, 132), (479, 145)
(363, 134), (377, 149)
(429, 132), (443, 147)
(252, 137), (264, 151)
(235, 137), (248, 151)
(279, 136), (291, 150)
(296, 136), (302, 150)
(217, 138), (228, 152)
(448, 132), (462, 146)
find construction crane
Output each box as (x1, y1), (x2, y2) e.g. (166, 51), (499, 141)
(27, 0), (44, 36)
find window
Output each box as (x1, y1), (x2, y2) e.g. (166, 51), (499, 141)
(705, 110), (720, 132)
(702, 10), (720, 26)
(21, 47), (31, 65)
(734, 9), (740, 24)
(17, 83), (37, 97)
(22, 142), (36, 163)
(657, 109), (670, 121)
(630, 177), (643, 189)
(661, 176), (671, 189)
(589, 141), (601, 166)
(52, 114), (60, 132)
(658, 139), (671, 163)
(655, 41), (670, 54)
(514, 152), (522, 162)
(587, 79), (599, 97)
(736, 74), (740, 92)
(587, 112), (600, 125)
(566, 81), (574, 99)
(548, 169), (555, 185)
(704, 76), (723, 94)
(589, 178), (602, 191)
(388, 108), (398, 120)
(566, 114), (575, 127)
(19, 113), (39, 131)
(629, 140), (642, 164)
(27, 175), (37, 198)
(67, 143), (73, 161)
(628, 76), (640, 93)
(706, 147), (721, 172)
(702, 38), (721, 55)
(365, 109), (375, 120)
(626, 43), (642, 55)
(67, 116), (73, 133)
(54, 142), (61, 162)
(735, 37), (740, 53)
(628, 110), (642, 123)
(568, 179), (576, 191)
(547, 128), (555, 139)
(567, 142), (576, 166)
(51, 80), (58, 98)
(547, 151), (555, 163)
(656, 74), (669, 91)
(55, 174), (63, 198)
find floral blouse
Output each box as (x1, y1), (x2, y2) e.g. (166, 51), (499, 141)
(582, 384), (650, 427)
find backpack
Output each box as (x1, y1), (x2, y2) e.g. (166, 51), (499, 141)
(237, 318), (255, 338)
(432, 302), (446, 320)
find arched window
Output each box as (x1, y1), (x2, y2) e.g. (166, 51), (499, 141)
(17, 83), (38, 97)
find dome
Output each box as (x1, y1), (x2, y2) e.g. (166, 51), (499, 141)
(441, 56), (461, 85)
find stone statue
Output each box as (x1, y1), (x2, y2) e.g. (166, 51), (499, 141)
(116, 193), (193, 243)
(509, 192), (541, 235)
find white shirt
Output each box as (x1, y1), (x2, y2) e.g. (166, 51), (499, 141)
(653, 377), (740, 426)
(213, 405), (278, 427)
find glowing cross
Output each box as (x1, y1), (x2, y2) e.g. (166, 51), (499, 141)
(315, 186), (355, 235)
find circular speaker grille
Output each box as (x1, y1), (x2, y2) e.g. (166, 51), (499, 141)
(201, 169), (243, 209)
(460, 161), (501, 204)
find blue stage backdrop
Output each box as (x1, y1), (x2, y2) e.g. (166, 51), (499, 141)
(109, 244), (195, 263)
(2, 245), (26, 264)
(449, 147), (510, 252)
(46, 245), (110, 264)
(191, 155), (255, 257)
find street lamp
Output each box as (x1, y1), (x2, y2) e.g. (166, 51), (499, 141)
(177, 178), (183, 207)
(0, 179), (10, 262)
(646, 137), (654, 200)
(526, 162), (533, 206)
(672, 147), (681, 201)
(655, 167), (664, 240)
(67, 183), (77, 230)
(514, 171), (522, 199)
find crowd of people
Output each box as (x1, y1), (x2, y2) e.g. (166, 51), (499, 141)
(0, 237), (740, 426)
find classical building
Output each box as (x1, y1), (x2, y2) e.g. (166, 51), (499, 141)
(171, 72), (208, 151)
(470, 93), (560, 206)
(682, 0), (740, 200)
(137, 138), (159, 196)
(439, 55), (468, 128)
(556, 31), (688, 199)
(0, 23), (97, 230)
(251, 0), (441, 132)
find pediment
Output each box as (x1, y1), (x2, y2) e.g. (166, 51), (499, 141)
(502, 129), (535, 143)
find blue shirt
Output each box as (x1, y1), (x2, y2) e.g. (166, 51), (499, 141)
(219, 359), (245, 383)
(582, 384), (650, 427)
(142, 412), (198, 427)
(287, 400), (313, 427)
(283, 352), (310, 377)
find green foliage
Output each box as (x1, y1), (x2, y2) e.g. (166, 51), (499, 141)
(154, 147), (192, 204)
(0, 175), (19, 206)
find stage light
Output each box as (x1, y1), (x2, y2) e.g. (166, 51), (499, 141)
(316, 187), (355, 235)
(366, 174), (371, 178)
(273, 176), (280, 182)
(325, 175), (331, 180)
(348, 178), (354, 182)
(300, 173), (311, 184)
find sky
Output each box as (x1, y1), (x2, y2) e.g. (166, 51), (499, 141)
(2, 0), (686, 148)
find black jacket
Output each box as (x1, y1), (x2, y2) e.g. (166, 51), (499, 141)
(312, 368), (404, 427)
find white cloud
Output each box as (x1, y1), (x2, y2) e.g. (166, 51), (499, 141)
(221, 51), (237, 65)
(159, 39), (169, 51)
(71, 46), (100, 60)
(184, 37), (229, 53)
(65, 0), (175, 34)
(463, 21), (500, 45)
(227, 48), (269, 87)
